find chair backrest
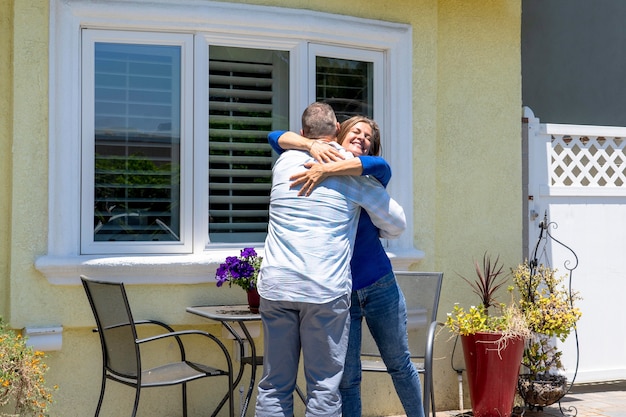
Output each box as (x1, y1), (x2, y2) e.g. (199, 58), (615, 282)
(81, 276), (140, 379)
(361, 271), (444, 360)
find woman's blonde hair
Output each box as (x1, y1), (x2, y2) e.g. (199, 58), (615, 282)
(337, 116), (381, 156)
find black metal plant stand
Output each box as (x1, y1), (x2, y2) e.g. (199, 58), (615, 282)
(524, 211), (580, 417)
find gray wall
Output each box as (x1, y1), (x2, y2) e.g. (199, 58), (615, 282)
(522, 0), (626, 126)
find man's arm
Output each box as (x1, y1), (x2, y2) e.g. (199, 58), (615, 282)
(353, 176), (406, 239)
(290, 156), (391, 196)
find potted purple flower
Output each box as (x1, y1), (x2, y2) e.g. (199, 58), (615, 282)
(215, 247), (263, 312)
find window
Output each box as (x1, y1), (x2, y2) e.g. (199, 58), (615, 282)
(38, 0), (418, 284)
(82, 34), (290, 252)
(82, 31), (194, 254)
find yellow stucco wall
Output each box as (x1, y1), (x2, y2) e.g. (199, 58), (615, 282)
(0, 0), (13, 321)
(1, 0), (522, 415)
(435, 1), (523, 408)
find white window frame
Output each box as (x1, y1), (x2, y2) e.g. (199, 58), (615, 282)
(37, 0), (421, 285)
(81, 30), (195, 255)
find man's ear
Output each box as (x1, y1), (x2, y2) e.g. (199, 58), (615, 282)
(300, 129), (305, 136)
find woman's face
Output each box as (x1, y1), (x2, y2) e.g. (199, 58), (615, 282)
(341, 122), (372, 156)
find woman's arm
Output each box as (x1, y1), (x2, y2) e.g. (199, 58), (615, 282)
(359, 156), (392, 187)
(268, 131), (344, 163)
(268, 130), (391, 195)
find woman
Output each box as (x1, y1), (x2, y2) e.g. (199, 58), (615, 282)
(268, 115), (424, 417)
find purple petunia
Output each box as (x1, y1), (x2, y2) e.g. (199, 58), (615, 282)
(214, 248), (262, 291)
(241, 247), (257, 258)
(215, 274), (228, 287)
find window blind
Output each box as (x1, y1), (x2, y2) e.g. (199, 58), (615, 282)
(208, 47), (289, 243)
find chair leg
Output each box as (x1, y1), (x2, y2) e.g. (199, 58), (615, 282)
(423, 372), (432, 417)
(94, 375), (107, 417)
(132, 387), (141, 417)
(228, 370), (234, 417)
(430, 379), (436, 417)
(182, 382), (188, 417)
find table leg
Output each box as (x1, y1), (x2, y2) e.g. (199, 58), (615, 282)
(238, 322), (257, 417)
(295, 384), (306, 403)
(211, 321), (246, 417)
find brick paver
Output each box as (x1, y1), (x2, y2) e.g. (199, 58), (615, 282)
(390, 380), (626, 417)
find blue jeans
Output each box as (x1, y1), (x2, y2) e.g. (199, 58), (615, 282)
(340, 272), (425, 417)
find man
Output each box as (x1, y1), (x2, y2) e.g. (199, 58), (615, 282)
(255, 102), (406, 417)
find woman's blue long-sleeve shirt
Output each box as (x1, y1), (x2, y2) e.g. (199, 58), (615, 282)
(268, 131), (394, 290)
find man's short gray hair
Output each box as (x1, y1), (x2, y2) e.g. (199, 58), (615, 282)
(301, 102), (338, 138)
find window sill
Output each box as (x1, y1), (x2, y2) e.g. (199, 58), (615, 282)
(35, 247), (425, 286)
(388, 247), (425, 270)
(35, 252), (235, 286)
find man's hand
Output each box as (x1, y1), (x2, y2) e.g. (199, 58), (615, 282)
(289, 162), (328, 196)
(309, 140), (344, 163)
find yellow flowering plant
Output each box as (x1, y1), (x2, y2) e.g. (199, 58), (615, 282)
(446, 302), (529, 338)
(512, 262), (582, 378)
(0, 319), (56, 417)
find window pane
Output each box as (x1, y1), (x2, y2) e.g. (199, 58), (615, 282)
(316, 57), (373, 121)
(93, 43), (181, 242)
(208, 46), (289, 243)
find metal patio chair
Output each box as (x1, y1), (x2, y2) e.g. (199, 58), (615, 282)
(81, 275), (234, 417)
(360, 271), (444, 417)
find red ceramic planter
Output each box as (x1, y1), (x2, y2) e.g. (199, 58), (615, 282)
(247, 288), (260, 313)
(461, 332), (525, 417)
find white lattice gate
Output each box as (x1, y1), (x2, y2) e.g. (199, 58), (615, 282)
(524, 107), (626, 383)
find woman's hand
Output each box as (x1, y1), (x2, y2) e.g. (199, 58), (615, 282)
(289, 162), (328, 196)
(308, 140), (344, 163)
